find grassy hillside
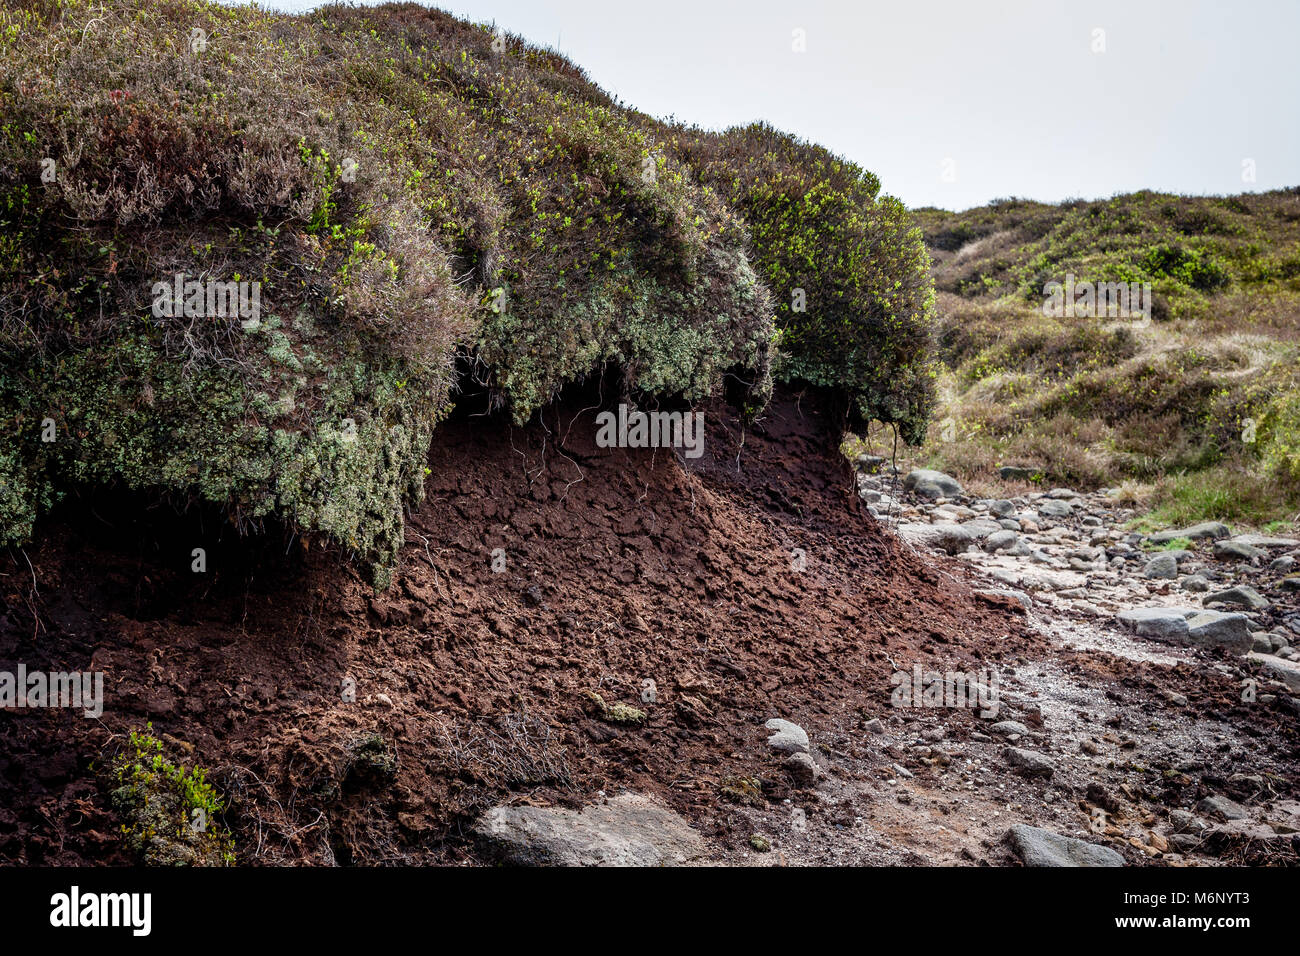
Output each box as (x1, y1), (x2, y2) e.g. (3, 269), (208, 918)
(901, 190), (1300, 528)
(0, 0), (935, 583)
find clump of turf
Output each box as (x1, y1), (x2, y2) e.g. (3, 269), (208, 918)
(0, 0), (937, 584)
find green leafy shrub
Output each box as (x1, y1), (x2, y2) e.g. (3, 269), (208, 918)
(677, 123), (937, 442)
(1140, 243), (1230, 293)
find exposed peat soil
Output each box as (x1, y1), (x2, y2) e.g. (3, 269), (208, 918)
(1, 386), (1295, 865)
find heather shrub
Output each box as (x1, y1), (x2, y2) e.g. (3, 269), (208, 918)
(676, 123), (937, 443)
(1, 0), (939, 581)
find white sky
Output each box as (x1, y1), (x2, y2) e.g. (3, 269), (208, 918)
(227, 0), (1300, 210)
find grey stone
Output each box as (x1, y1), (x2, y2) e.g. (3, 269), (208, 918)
(1230, 533), (1300, 549)
(1168, 809), (1203, 833)
(903, 468), (963, 498)
(990, 720), (1030, 737)
(1186, 611), (1252, 653)
(1279, 578), (1300, 594)
(1038, 499), (1074, 517)
(474, 792), (707, 866)
(1248, 652), (1300, 692)
(1214, 540), (1265, 562)
(999, 466), (1039, 481)
(764, 717), (810, 755)
(1143, 553), (1179, 579)
(960, 518), (1006, 538)
(1196, 795), (1247, 821)
(1004, 746), (1056, 777)
(989, 499), (1017, 516)
(1116, 607), (1191, 641)
(1148, 522), (1230, 544)
(897, 522), (974, 555)
(1204, 585), (1268, 609)
(784, 751), (820, 785)
(1181, 575), (1210, 593)
(1006, 824), (1124, 867)
(984, 530), (1019, 552)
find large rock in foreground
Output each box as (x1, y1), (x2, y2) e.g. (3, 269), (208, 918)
(1116, 607), (1250, 653)
(1186, 610), (1252, 653)
(474, 792), (707, 866)
(1007, 824), (1125, 867)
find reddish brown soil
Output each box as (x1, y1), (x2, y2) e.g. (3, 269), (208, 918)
(8, 384), (1229, 866)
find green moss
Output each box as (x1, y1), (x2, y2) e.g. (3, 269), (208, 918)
(720, 775), (765, 807)
(108, 726), (234, 866)
(583, 691), (646, 725)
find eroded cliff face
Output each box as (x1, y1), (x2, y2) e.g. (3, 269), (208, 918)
(0, 384), (1021, 865)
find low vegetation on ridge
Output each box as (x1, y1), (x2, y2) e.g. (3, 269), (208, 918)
(894, 190), (1300, 528)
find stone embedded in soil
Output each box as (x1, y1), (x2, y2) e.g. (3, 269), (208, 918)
(784, 751), (820, 785)
(898, 522), (974, 555)
(1205, 585), (1268, 609)
(1214, 540), (1265, 562)
(1248, 652), (1300, 692)
(976, 587), (1032, 610)
(1007, 824), (1124, 867)
(1230, 533), (1300, 549)
(473, 792), (707, 866)
(1037, 499), (1074, 518)
(765, 718), (810, 755)
(1185, 611), (1252, 653)
(999, 466), (1039, 481)
(1004, 746), (1056, 777)
(984, 530), (1018, 552)
(1143, 554), (1178, 579)
(1168, 809), (1208, 834)
(1148, 522), (1230, 544)
(1195, 794), (1248, 821)
(1116, 607), (1192, 641)
(903, 468), (963, 498)
(990, 720), (1030, 737)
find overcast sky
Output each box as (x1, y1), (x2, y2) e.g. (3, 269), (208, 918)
(229, 0), (1300, 211)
